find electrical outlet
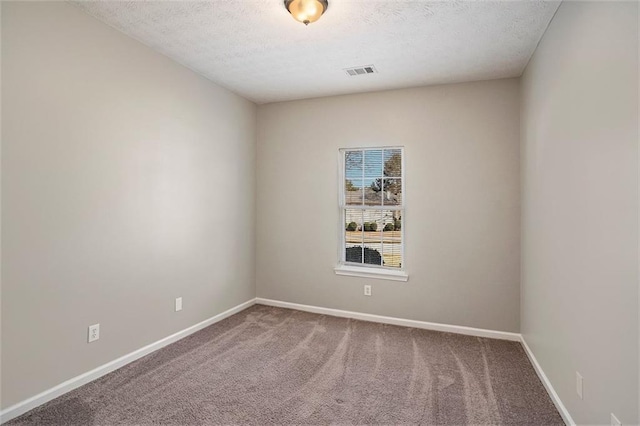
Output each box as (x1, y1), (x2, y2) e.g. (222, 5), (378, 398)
(364, 285), (372, 296)
(576, 372), (583, 400)
(610, 413), (621, 426)
(175, 297), (183, 312)
(88, 324), (100, 343)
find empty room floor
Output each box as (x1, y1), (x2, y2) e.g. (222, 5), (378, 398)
(8, 305), (562, 425)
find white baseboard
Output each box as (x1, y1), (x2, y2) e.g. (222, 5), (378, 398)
(0, 298), (257, 424)
(1, 297), (572, 426)
(255, 298), (521, 341)
(520, 336), (574, 426)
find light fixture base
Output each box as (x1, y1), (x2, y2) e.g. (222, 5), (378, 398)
(284, 0), (329, 26)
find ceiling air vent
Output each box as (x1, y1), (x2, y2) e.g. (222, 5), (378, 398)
(344, 65), (377, 77)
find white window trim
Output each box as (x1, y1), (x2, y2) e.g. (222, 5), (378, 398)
(334, 264), (408, 282)
(336, 146), (407, 282)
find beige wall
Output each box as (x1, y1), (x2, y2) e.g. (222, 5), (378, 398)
(1, 1), (256, 409)
(4, 0), (637, 420)
(0, 0), (3, 411)
(256, 79), (521, 332)
(520, 1), (639, 424)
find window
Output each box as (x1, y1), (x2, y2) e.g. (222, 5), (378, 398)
(335, 147), (407, 281)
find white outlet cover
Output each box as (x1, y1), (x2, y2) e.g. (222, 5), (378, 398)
(576, 372), (583, 400)
(88, 324), (100, 343)
(364, 285), (372, 296)
(175, 297), (183, 312)
(610, 413), (621, 426)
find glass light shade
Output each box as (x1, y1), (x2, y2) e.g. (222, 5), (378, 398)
(285, 0), (328, 25)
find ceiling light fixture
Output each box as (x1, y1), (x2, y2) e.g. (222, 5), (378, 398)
(284, 0), (328, 26)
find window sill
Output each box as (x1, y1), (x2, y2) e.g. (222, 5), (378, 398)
(334, 265), (409, 282)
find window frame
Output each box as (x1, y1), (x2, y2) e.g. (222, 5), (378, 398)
(335, 146), (408, 282)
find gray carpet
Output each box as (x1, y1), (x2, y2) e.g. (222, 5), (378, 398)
(8, 305), (563, 425)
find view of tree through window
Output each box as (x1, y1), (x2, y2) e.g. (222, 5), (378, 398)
(341, 148), (403, 268)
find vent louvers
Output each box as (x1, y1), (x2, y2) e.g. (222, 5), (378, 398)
(344, 65), (377, 77)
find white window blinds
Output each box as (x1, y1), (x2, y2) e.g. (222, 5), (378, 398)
(340, 147), (404, 269)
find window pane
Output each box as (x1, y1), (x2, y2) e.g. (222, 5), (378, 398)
(363, 210), (383, 266)
(345, 244), (363, 264)
(364, 180), (382, 206)
(345, 150), (363, 177)
(364, 245), (383, 266)
(364, 149), (383, 181)
(382, 178), (402, 206)
(382, 210), (402, 268)
(382, 239), (402, 268)
(383, 149), (402, 178)
(345, 209), (363, 264)
(345, 179), (363, 205)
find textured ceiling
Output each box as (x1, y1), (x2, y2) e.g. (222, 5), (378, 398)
(72, 0), (560, 104)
